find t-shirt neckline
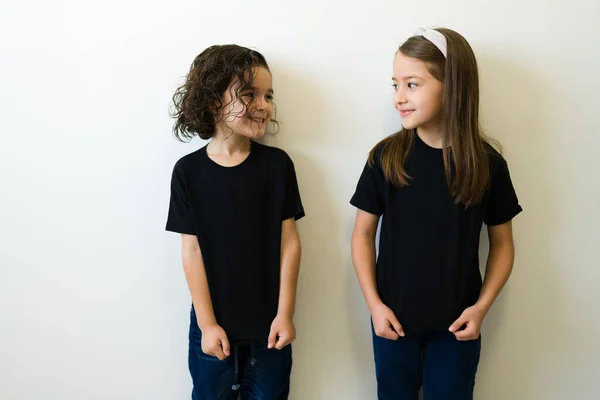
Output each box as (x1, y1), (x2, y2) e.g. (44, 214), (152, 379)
(203, 139), (255, 169)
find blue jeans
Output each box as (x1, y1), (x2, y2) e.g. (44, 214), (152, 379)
(372, 325), (481, 400)
(188, 308), (292, 400)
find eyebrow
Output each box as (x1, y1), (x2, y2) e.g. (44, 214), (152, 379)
(242, 86), (274, 94)
(392, 76), (423, 81)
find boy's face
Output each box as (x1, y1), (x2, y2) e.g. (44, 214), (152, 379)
(392, 52), (444, 131)
(218, 67), (274, 139)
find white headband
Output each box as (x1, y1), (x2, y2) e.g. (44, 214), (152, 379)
(414, 28), (447, 58)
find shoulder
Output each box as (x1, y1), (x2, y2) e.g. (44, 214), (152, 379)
(482, 141), (519, 194)
(371, 139), (387, 160)
(172, 147), (205, 176)
(368, 137), (389, 165)
(367, 133), (403, 169)
(483, 140), (508, 173)
(253, 141), (294, 166)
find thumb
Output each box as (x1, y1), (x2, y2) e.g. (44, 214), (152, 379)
(268, 328), (278, 349)
(220, 333), (230, 356)
(449, 313), (467, 332)
(390, 317), (405, 337)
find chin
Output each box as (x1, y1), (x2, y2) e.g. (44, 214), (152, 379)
(251, 130), (266, 139)
(235, 129), (264, 139)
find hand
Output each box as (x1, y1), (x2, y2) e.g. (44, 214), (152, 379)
(449, 305), (486, 341)
(200, 324), (230, 360)
(268, 314), (296, 350)
(371, 302), (405, 340)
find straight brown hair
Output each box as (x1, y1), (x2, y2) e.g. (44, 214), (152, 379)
(370, 28), (497, 207)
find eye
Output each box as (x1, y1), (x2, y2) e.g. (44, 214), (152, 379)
(407, 82), (418, 89)
(392, 83), (399, 91)
(265, 94), (274, 102)
(242, 91), (254, 99)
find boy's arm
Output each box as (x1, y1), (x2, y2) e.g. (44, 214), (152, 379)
(268, 218), (301, 350)
(182, 234), (230, 359)
(449, 221), (516, 340)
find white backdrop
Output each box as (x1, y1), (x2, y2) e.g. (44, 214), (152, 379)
(1, 0), (599, 399)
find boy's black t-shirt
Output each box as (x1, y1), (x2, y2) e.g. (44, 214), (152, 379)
(166, 140), (305, 344)
(350, 132), (522, 336)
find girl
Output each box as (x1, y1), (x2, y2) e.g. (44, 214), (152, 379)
(350, 28), (522, 399)
(166, 45), (304, 400)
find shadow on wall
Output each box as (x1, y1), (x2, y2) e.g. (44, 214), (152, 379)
(265, 61), (369, 399)
(475, 53), (578, 399)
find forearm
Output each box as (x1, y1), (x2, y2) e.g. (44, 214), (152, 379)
(277, 233), (301, 318)
(351, 231), (382, 312)
(476, 241), (515, 314)
(182, 243), (217, 330)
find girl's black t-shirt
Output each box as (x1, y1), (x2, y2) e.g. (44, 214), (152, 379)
(350, 133), (522, 336)
(166, 140), (305, 344)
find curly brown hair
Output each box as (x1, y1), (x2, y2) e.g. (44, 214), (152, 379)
(170, 44), (278, 141)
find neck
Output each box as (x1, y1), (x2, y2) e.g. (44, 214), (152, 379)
(416, 121), (444, 149)
(209, 128), (251, 155)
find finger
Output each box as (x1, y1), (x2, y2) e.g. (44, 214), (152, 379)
(213, 346), (227, 360)
(220, 335), (230, 357)
(267, 329), (278, 349)
(275, 335), (289, 350)
(449, 315), (468, 333)
(454, 325), (476, 341)
(374, 324), (397, 340)
(390, 318), (405, 337)
(381, 326), (400, 340)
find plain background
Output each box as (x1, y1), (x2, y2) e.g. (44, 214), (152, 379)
(1, 0), (599, 399)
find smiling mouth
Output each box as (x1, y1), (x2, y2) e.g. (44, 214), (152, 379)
(399, 110), (414, 117)
(249, 117), (266, 124)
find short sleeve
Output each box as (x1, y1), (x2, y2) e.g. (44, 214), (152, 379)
(350, 155), (385, 216)
(165, 162), (196, 234)
(281, 155), (305, 221)
(484, 157), (523, 226)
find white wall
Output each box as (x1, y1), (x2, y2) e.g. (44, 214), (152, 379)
(1, 0), (599, 399)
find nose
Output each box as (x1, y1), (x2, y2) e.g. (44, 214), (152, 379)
(394, 87), (406, 105)
(254, 95), (267, 111)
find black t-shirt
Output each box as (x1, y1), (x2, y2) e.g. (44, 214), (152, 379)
(166, 140), (305, 343)
(350, 132), (522, 336)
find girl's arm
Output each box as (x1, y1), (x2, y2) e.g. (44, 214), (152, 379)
(351, 209), (404, 339)
(182, 234), (230, 359)
(477, 221), (516, 312)
(268, 217), (301, 350)
(449, 221), (516, 340)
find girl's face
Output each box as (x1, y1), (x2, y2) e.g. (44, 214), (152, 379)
(218, 66), (274, 139)
(392, 52), (444, 131)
